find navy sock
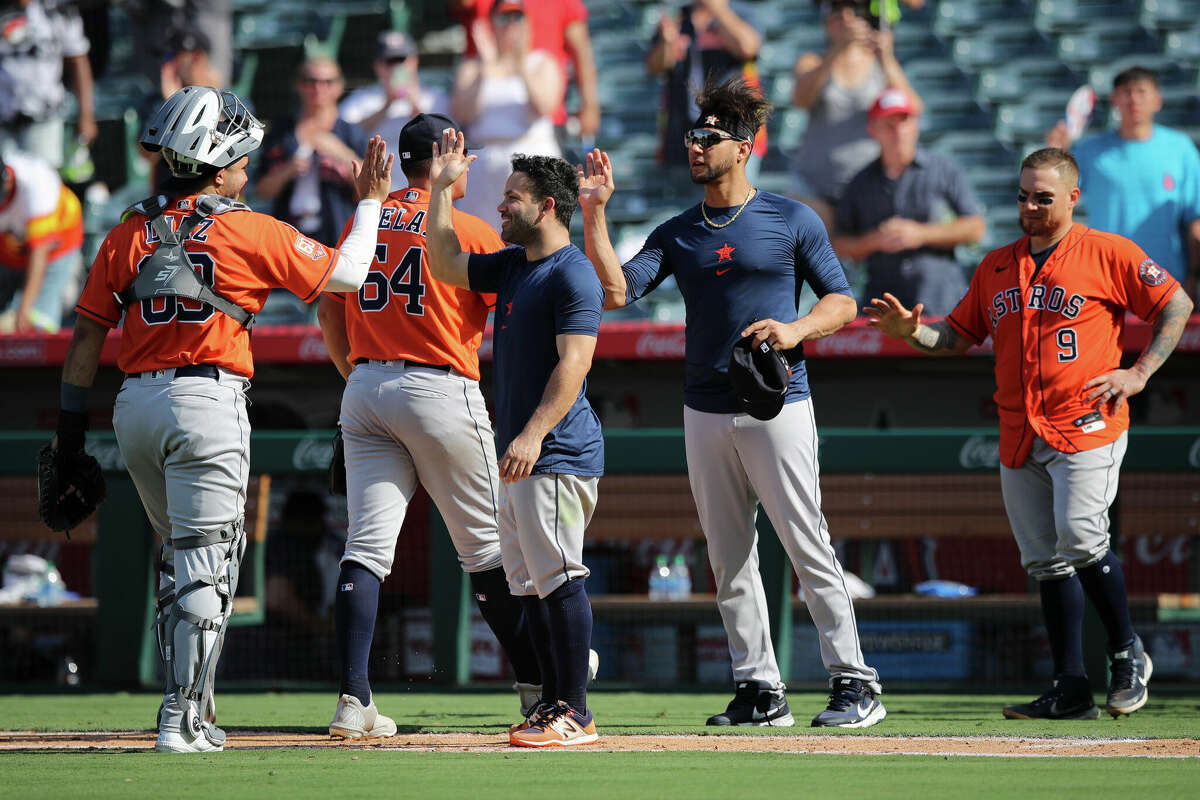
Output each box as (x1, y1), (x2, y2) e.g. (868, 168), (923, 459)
(334, 561), (380, 705)
(545, 578), (593, 714)
(1039, 575), (1086, 678)
(1076, 550), (1135, 652)
(469, 567), (541, 685)
(520, 594), (556, 703)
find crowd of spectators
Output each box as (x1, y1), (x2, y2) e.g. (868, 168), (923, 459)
(0, 0), (1197, 332)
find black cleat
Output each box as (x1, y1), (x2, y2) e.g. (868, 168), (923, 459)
(706, 681), (795, 726)
(810, 677), (886, 728)
(1003, 675), (1100, 720)
(1107, 634), (1153, 717)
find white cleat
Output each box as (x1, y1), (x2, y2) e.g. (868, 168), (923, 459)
(329, 693), (397, 739)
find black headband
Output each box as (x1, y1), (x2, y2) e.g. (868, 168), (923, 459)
(690, 111), (756, 143)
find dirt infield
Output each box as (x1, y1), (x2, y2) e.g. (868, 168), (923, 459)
(2, 731), (1197, 757)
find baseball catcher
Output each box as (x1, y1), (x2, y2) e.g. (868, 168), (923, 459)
(37, 408), (106, 535)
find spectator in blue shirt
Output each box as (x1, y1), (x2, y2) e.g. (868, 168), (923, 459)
(425, 132), (604, 747)
(833, 88), (984, 316)
(255, 57), (369, 248)
(1048, 66), (1200, 299)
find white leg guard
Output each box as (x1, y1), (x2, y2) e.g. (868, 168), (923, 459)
(158, 520), (245, 749)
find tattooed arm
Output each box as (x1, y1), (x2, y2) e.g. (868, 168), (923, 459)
(863, 292), (974, 356)
(1084, 287), (1194, 414)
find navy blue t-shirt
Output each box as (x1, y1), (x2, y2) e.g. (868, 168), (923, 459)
(468, 243), (605, 476)
(623, 191), (853, 413)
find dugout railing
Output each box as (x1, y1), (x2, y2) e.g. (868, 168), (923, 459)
(0, 427), (1197, 688)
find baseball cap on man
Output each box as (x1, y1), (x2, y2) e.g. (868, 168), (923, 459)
(728, 334), (792, 421)
(493, 0), (525, 13)
(868, 88), (916, 120)
(397, 112), (480, 162)
(377, 30), (416, 61)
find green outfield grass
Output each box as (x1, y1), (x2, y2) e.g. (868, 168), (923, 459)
(1, 691), (1196, 799)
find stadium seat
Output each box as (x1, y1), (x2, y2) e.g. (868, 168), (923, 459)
(1162, 25), (1200, 60)
(994, 88), (1078, 145)
(1056, 20), (1160, 70)
(773, 108), (809, 155)
(892, 24), (944, 63)
(976, 58), (1082, 106)
(951, 22), (1054, 70)
(904, 59), (971, 98)
(920, 89), (992, 136)
(964, 166), (1020, 212)
(1140, 0), (1200, 30)
(934, 0), (1031, 38)
(1034, 0), (1140, 33)
(932, 131), (1019, 172)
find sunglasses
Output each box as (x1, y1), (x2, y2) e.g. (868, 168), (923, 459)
(684, 129), (743, 149)
(494, 11), (524, 24)
(299, 75), (339, 86)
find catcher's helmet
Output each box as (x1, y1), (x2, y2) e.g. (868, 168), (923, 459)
(141, 86), (264, 178)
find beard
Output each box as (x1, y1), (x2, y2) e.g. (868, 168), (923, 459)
(690, 152), (737, 184)
(1019, 214), (1055, 238)
(500, 210), (538, 246)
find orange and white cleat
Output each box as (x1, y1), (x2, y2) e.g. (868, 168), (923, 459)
(508, 701), (598, 747)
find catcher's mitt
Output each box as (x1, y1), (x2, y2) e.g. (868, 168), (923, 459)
(37, 442), (107, 534)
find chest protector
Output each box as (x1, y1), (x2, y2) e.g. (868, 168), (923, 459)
(116, 194), (255, 329)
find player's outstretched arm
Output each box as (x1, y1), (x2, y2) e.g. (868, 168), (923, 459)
(863, 292), (972, 356)
(327, 136), (391, 292)
(577, 149), (627, 309)
(1084, 286), (1194, 415)
(426, 128), (475, 290)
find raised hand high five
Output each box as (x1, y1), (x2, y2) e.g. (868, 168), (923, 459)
(576, 148), (615, 212)
(430, 127), (476, 191)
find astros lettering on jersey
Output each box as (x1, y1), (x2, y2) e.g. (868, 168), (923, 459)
(946, 223), (1180, 468)
(76, 195), (339, 378)
(327, 186), (501, 378)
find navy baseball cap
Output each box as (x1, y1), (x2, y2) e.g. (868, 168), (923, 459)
(397, 112), (480, 163)
(728, 334), (791, 421)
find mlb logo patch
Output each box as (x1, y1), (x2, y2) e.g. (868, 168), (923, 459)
(293, 234), (328, 261)
(340, 583), (354, 592)
(404, 189), (419, 201)
(176, 198), (193, 210)
(1138, 258), (1168, 286)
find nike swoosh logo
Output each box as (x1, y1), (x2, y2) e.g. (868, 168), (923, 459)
(994, 265), (1008, 273)
(716, 267), (732, 275)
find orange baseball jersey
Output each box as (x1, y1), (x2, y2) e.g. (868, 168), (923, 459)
(947, 223), (1180, 468)
(76, 194), (339, 378)
(327, 186), (502, 380)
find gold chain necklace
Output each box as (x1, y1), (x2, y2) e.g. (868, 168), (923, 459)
(700, 187), (755, 229)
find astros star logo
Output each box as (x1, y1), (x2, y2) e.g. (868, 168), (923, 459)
(705, 115), (719, 125)
(715, 242), (735, 262)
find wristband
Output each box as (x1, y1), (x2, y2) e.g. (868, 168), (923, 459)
(60, 381), (90, 414)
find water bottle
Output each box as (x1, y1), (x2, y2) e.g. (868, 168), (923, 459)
(35, 563), (67, 607)
(669, 554), (691, 600)
(61, 135), (95, 184)
(648, 554), (671, 601)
